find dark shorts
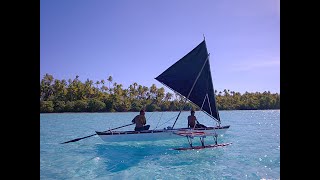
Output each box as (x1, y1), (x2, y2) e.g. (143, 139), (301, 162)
(135, 125), (150, 131)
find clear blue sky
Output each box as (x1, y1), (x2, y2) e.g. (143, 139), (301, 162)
(40, 0), (279, 94)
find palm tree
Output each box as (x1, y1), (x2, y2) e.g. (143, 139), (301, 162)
(137, 85), (143, 99)
(128, 85), (134, 99)
(164, 92), (173, 101)
(150, 84), (157, 99)
(40, 73), (54, 100)
(223, 89), (229, 96)
(95, 81), (100, 88)
(132, 82), (138, 98)
(143, 86), (149, 99)
(156, 87), (165, 102)
(133, 82), (138, 89)
(101, 79), (105, 92)
(107, 76), (113, 89)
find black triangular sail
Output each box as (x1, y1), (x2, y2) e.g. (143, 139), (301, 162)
(155, 40), (220, 122)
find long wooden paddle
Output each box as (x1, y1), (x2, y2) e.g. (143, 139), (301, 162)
(61, 123), (134, 144)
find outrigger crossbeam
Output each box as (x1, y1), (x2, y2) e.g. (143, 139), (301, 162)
(173, 130), (231, 150)
(185, 133), (218, 148)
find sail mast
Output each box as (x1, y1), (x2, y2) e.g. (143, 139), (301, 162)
(203, 40), (221, 124)
(206, 55), (221, 125)
(171, 53), (210, 128)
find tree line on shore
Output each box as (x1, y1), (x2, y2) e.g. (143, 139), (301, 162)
(40, 74), (280, 113)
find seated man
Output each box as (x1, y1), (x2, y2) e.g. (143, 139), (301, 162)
(132, 109), (150, 131)
(188, 110), (207, 129)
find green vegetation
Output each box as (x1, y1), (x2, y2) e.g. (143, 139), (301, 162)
(40, 74), (280, 113)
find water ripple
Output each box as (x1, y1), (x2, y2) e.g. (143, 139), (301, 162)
(41, 110), (280, 179)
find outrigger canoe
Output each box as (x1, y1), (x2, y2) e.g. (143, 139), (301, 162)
(96, 126), (230, 142)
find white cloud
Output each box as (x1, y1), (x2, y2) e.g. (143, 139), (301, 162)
(230, 58), (280, 72)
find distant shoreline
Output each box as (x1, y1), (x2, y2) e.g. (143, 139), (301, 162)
(40, 74), (280, 113)
(40, 109), (280, 114)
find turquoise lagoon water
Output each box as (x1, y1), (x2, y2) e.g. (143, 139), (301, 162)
(40, 110), (280, 180)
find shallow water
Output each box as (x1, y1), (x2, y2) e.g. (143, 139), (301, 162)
(40, 110), (280, 179)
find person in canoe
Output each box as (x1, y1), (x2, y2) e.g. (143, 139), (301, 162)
(132, 109), (150, 131)
(188, 110), (207, 129)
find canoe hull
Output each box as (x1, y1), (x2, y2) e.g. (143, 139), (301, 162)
(96, 125), (230, 142)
